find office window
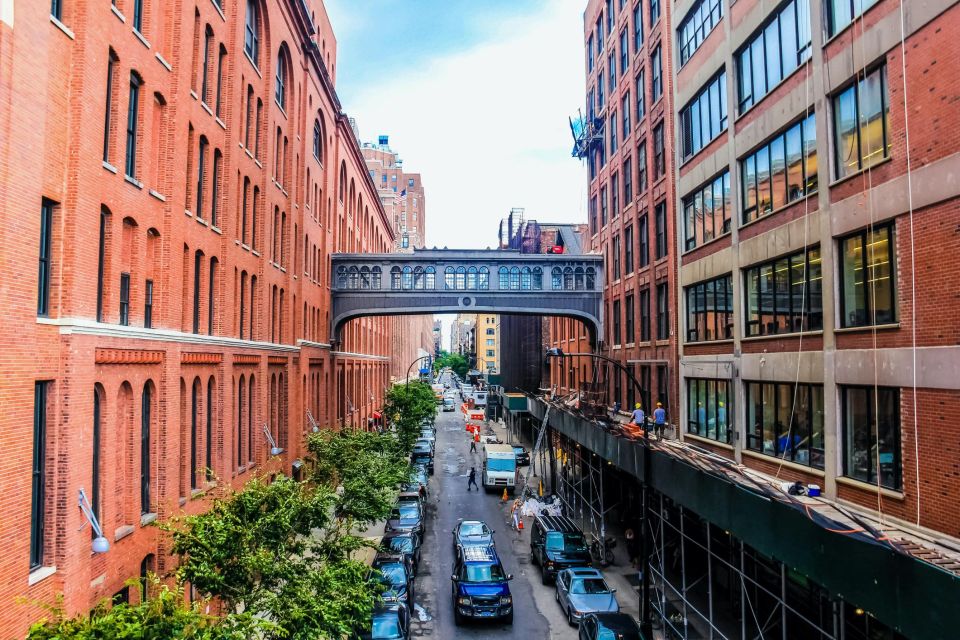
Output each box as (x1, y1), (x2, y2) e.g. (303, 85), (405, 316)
(201, 26), (213, 104)
(609, 112), (618, 155)
(826, 0), (879, 36)
(196, 136), (208, 218)
(597, 15), (604, 53)
(624, 225), (634, 274)
(635, 71), (645, 120)
(842, 385), (901, 490)
(833, 66), (890, 180)
(746, 381), (824, 468)
(736, 0), (811, 113)
(132, 0), (143, 32)
(687, 378), (731, 443)
(275, 48), (287, 109)
(683, 171), (731, 251)
(633, 4), (643, 50)
(686, 274), (733, 342)
(486, 349), (496, 358)
(656, 282), (668, 340)
(650, 0), (660, 24)
(612, 299), (622, 345)
(588, 34), (595, 72)
(840, 223), (896, 327)
(637, 140), (647, 192)
(612, 235), (621, 279)
(622, 157), (633, 204)
(141, 384), (152, 514)
(653, 122), (665, 178)
(651, 46), (662, 101)
(741, 114), (817, 222)
(657, 365), (669, 410)
(125, 73), (141, 179)
(119, 273), (131, 325)
(654, 201), (667, 259)
(97, 210), (107, 322)
(679, 0), (723, 65)
(50, 0), (61, 20)
(622, 93), (631, 135)
(38, 200), (54, 317)
(639, 287), (651, 341)
(215, 46), (226, 117)
(31, 381), (49, 570)
(625, 293), (635, 342)
(210, 150), (221, 226)
(193, 251), (202, 333)
(598, 70), (605, 110)
(611, 173), (619, 217)
(92, 389), (102, 532)
(744, 247), (823, 336)
(589, 195), (598, 234)
(144, 279), (153, 328)
(638, 213), (649, 267)
(620, 29), (629, 75)
(103, 51), (118, 163)
(208, 260), (217, 335)
(606, 0), (613, 32)
(600, 186), (608, 226)
(608, 54), (616, 92)
(244, 0), (259, 64)
(680, 72), (727, 159)
(190, 381), (199, 490)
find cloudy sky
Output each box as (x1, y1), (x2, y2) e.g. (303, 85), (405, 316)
(325, 0), (588, 250)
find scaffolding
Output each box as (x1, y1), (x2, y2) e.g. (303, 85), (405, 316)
(551, 431), (618, 554)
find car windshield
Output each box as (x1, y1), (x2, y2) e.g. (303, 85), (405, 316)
(394, 505), (420, 520)
(597, 621), (640, 639)
(372, 614), (402, 638)
(546, 532), (588, 553)
(487, 458), (515, 472)
(464, 563), (506, 582)
(386, 537), (413, 553)
(460, 522), (490, 537)
(513, 447), (525, 454)
(376, 563), (407, 585)
(570, 578), (610, 594)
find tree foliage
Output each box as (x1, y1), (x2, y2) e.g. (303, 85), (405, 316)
(434, 351), (468, 378)
(382, 381), (437, 451)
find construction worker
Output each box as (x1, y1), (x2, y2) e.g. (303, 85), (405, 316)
(630, 403), (645, 425)
(467, 466), (479, 491)
(654, 402), (667, 439)
(470, 430), (479, 453)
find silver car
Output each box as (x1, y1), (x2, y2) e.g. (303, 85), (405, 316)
(555, 567), (619, 626)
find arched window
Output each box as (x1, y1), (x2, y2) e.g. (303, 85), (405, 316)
(466, 266), (478, 290)
(520, 266), (532, 290)
(401, 266), (413, 290)
(313, 119), (323, 163)
(498, 266), (509, 289)
(425, 266), (436, 289)
(237, 375), (245, 469)
(575, 266), (585, 290)
(359, 266), (371, 289)
(564, 267), (575, 290)
(413, 266), (425, 290)
(586, 267), (596, 289)
(347, 266), (359, 289)
(391, 266), (401, 289)
(275, 47), (288, 109)
(244, 0), (259, 64)
(372, 266), (382, 289)
(552, 267), (563, 289)
(140, 382), (153, 515)
(533, 267), (543, 289)
(509, 266), (521, 290)
(206, 376), (215, 480)
(479, 266), (490, 290)
(338, 162), (346, 202)
(190, 378), (200, 490)
(336, 265), (347, 289)
(444, 266), (455, 289)
(455, 266), (466, 290)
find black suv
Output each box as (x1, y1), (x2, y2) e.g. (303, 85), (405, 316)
(411, 443), (434, 475)
(530, 514), (591, 584)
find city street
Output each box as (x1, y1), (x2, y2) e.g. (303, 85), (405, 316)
(410, 378), (566, 639)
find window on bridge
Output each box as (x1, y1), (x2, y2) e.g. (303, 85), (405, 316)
(552, 266), (596, 290)
(444, 266), (490, 291)
(336, 265), (383, 290)
(497, 266), (543, 290)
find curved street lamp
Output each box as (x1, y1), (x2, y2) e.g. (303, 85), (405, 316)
(405, 355), (432, 390)
(545, 347), (653, 638)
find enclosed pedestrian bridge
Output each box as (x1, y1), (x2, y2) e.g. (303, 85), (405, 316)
(331, 249), (604, 344)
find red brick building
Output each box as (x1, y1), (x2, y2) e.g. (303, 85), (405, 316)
(0, 0), (411, 634)
(550, 0), (680, 420)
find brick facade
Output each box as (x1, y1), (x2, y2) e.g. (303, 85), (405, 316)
(0, 0), (413, 634)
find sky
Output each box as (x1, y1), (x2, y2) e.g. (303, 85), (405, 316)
(324, 0), (589, 345)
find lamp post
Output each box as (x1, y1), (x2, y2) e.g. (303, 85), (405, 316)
(545, 347), (653, 639)
(405, 355), (432, 390)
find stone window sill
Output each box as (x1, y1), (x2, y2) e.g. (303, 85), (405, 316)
(28, 566), (57, 586)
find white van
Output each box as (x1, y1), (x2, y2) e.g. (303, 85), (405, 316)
(482, 444), (517, 492)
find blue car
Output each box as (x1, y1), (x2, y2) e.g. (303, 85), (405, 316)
(555, 567), (619, 626)
(451, 544), (514, 625)
(452, 519), (494, 550)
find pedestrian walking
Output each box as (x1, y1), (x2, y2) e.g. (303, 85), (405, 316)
(467, 466), (479, 491)
(625, 527), (639, 568)
(630, 403), (645, 425)
(470, 431), (479, 453)
(654, 402), (667, 439)
(511, 499), (521, 531)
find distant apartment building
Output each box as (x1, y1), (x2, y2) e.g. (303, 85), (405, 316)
(432, 319), (443, 355)
(476, 314), (500, 373)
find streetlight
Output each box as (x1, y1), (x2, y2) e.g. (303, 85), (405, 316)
(405, 355), (432, 390)
(545, 347), (653, 638)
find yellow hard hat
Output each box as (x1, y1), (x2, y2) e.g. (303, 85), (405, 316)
(656, 402), (663, 407)
(635, 403), (641, 409)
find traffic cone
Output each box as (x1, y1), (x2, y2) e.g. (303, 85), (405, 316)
(538, 479), (544, 497)
(501, 487), (508, 502)
(518, 519), (524, 530)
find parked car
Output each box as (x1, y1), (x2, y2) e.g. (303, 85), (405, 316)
(415, 437), (435, 455)
(371, 553), (415, 609)
(451, 544), (514, 625)
(513, 446), (530, 466)
(411, 443), (434, 475)
(578, 612), (645, 640)
(452, 519), (494, 550)
(353, 602), (411, 640)
(403, 465), (429, 493)
(530, 515), (591, 584)
(419, 428), (436, 448)
(556, 567), (619, 625)
(381, 531), (422, 575)
(385, 502), (425, 537)
(443, 397), (456, 411)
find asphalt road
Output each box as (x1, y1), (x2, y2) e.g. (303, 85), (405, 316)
(409, 373), (578, 640)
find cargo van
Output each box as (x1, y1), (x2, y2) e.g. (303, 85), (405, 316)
(482, 444), (516, 492)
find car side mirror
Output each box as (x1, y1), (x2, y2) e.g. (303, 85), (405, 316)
(611, 588), (617, 593)
(507, 574), (514, 581)
(451, 574), (457, 581)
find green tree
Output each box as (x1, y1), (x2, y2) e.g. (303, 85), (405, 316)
(382, 381), (437, 451)
(434, 352), (468, 378)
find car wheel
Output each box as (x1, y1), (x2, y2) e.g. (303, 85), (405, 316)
(567, 608), (576, 627)
(504, 611), (514, 625)
(541, 571), (550, 585)
(555, 590), (559, 603)
(454, 608), (465, 626)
